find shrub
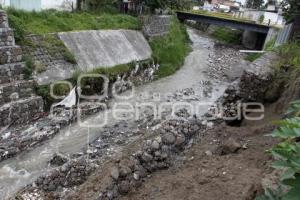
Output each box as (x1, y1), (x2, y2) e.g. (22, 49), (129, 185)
(211, 27), (242, 45)
(23, 55), (34, 79)
(63, 51), (77, 64)
(259, 15), (265, 24)
(245, 53), (263, 62)
(277, 42), (300, 69)
(257, 100), (300, 200)
(150, 17), (191, 78)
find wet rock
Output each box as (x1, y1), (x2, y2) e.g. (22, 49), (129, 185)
(49, 153), (68, 167)
(205, 150), (213, 156)
(118, 180), (130, 194)
(119, 166), (132, 178)
(162, 133), (176, 145)
(219, 138), (242, 155)
(133, 172), (140, 181)
(141, 152), (153, 163)
(175, 134), (186, 147)
(151, 140), (160, 151)
(111, 167), (120, 180)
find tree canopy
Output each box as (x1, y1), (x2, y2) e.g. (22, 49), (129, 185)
(281, 0), (300, 20)
(245, 0), (264, 9)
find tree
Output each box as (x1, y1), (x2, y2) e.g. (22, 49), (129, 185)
(281, 0), (300, 20)
(144, 0), (194, 10)
(84, 0), (119, 11)
(245, 0), (264, 9)
(76, 0), (85, 10)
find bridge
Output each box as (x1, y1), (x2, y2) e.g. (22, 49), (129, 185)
(176, 11), (270, 34)
(176, 11), (272, 49)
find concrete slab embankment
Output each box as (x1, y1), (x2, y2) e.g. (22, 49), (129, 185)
(58, 30), (152, 71)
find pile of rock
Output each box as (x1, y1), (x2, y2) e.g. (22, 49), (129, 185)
(217, 52), (278, 124)
(239, 53), (278, 102)
(17, 112), (203, 199)
(206, 44), (244, 81)
(99, 138), (172, 199)
(35, 158), (96, 192)
(96, 118), (202, 199)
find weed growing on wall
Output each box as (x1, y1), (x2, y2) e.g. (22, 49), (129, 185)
(150, 17), (191, 78)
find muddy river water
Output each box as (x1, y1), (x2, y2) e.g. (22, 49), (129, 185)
(0, 28), (230, 199)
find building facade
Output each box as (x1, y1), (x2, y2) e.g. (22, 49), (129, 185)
(0, 0), (77, 11)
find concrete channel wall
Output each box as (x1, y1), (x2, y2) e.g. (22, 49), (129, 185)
(59, 30), (152, 71)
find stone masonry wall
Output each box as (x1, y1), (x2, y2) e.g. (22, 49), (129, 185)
(142, 15), (172, 38)
(0, 10), (44, 127)
(0, 45), (23, 64)
(0, 62), (26, 84)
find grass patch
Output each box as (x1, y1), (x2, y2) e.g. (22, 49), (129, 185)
(277, 42), (300, 69)
(244, 53), (262, 62)
(6, 8), (140, 42)
(150, 17), (191, 78)
(35, 83), (71, 110)
(23, 55), (34, 79)
(264, 38), (276, 51)
(62, 51), (77, 64)
(211, 27), (242, 45)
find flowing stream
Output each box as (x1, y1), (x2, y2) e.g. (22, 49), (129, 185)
(0, 28), (229, 199)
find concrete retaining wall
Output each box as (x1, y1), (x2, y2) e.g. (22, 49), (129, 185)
(59, 30), (152, 71)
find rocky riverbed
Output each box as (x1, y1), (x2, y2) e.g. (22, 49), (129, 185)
(0, 28), (253, 199)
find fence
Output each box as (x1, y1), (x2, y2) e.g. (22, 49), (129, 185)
(275, 23), (293, 46)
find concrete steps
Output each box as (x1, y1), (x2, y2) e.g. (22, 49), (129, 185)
(0, 80), (35, 106)
(0, 96), (44, 127)
(0, 45), (23, 64)
(0, 62), (26, 84)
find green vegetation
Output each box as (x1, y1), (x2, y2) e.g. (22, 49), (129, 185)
(245, 53), (263, 62)
(211, 27), (242, 45)
(280, 0), (300, 21)
(259, 15), (265, 24)
(62, 51), (77, 64)
(6, 8), (140, 78)
(34, 61), (47, 73)
(257, 101), (300, 200)
(6, 8), (140, 42)
(265, 38), (276, 51)
(150, 17), (191, 78)
(36, 83), (71, 110)
(23, 55), (35, 79)
(257, 42), (300, 200)
(37, 60), (153, 108)
(246, 0), (264, 9)
(277, 42), (300, 69)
